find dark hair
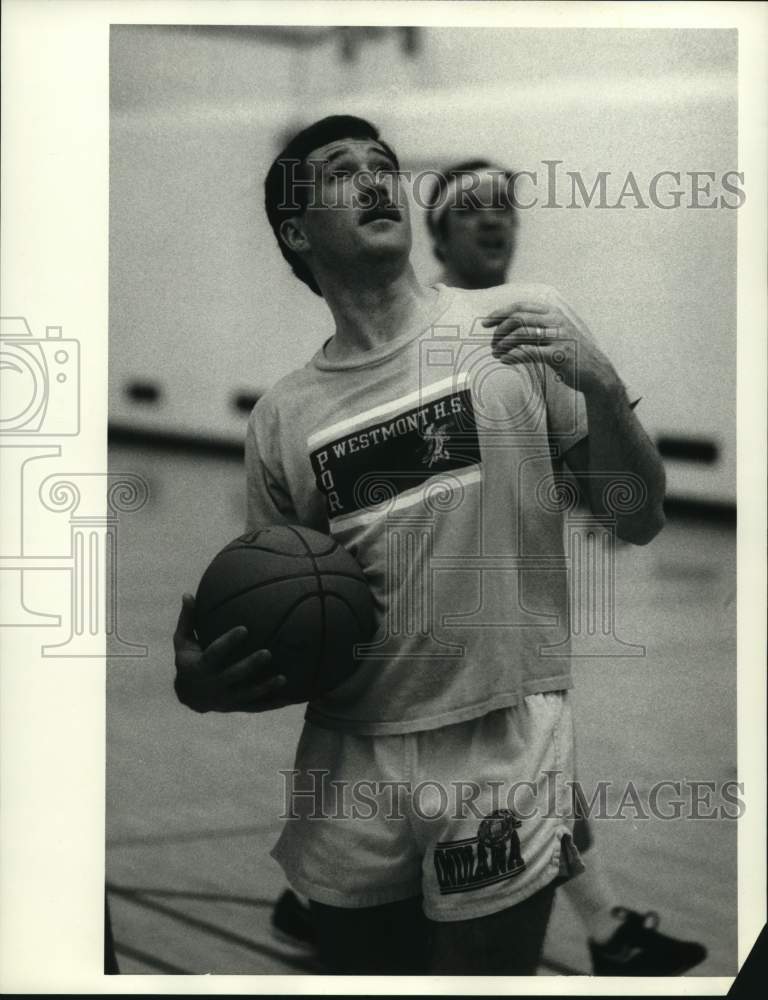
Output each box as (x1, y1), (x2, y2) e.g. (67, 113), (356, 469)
(264, 115), (400, 297)
(426, 159), (515, 262)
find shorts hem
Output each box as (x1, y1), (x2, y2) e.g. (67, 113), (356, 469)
(305, 678), (572, 736)
(422, 862), (561, 923)
(273, 857), (422, 909)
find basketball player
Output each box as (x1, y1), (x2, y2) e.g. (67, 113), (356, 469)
(173, 116), (668, 975)
(423, 159), (707, 976)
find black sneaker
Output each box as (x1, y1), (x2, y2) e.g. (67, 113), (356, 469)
(589, 907), (707, 975)
(271, 889), (317, 947)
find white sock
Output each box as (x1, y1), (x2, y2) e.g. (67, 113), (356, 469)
(563, 853), (621, 944)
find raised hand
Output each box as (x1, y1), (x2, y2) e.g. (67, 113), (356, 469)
(482, 289), (619, 397)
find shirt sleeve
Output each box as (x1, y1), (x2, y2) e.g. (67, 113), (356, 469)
(623, 382), (643, 409)
(545, 367), (644, 455)
(244, 400), (298, 533)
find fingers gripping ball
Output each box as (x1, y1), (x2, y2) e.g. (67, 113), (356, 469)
(194, 525), (375, 705)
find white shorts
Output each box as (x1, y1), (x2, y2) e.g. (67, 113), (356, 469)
(271, 691), (583, 922)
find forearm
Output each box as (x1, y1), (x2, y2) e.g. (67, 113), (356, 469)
(582, 379), (666, 545)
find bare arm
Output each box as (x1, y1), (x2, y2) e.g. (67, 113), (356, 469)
(562, 387), (666, 545)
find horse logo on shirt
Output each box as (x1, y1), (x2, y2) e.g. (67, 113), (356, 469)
(419, 420), (452, 468)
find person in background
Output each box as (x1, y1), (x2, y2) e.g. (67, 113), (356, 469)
(423, 158), (707, 976)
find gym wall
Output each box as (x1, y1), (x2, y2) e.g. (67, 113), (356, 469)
(109, 26), (737, 505)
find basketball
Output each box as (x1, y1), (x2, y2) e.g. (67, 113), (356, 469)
(194, 525), (375, 704)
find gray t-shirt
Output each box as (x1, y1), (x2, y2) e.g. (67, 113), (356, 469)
(245, 283), (589, 734)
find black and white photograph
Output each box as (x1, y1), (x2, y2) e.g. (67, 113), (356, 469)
(1, 0), (766, 992)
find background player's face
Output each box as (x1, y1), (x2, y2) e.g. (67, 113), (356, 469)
(436, 174), (517, 289)
(299, 138), (412, 280)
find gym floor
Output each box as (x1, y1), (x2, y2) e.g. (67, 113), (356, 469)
(106, 442), (737, 976)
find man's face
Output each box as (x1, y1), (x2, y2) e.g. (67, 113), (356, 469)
(297, 138), (411, 276)
(437, 173), (517, 288)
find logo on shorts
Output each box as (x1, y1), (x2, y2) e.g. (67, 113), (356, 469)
(433, 808), (526, 895)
